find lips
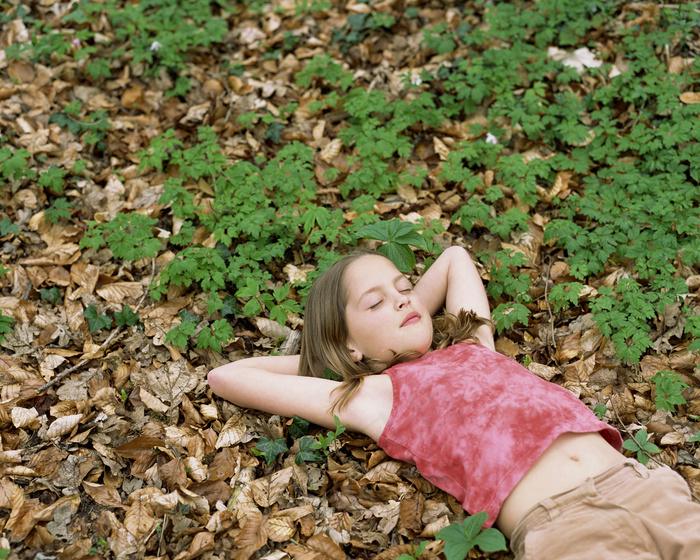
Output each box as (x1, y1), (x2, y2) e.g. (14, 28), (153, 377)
(401, 311), (420, 327)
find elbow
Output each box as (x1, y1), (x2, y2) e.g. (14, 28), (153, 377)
(207, 366), (229, 398)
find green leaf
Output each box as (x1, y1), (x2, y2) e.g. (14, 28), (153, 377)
(296, 436), (324, 464)
(377, 242), (416, 273)
(0, 218), (19, 236)
(290, 416), (310, 439)
(472, 528), (507, 553)
(254, 437), (288, 465)
(115, 305), (140, 327)
(40, 287), (61, 305)
(83, 305), (111, 333)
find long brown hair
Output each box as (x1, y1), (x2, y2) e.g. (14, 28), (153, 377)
(299, 252), (492, 412)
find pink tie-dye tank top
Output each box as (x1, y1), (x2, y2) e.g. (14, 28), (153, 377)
(377, 342), (622, 527)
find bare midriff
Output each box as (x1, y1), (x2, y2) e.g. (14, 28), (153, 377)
(496, 432), (626, 538)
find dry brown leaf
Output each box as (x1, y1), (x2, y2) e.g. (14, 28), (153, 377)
(680, 92), (700, 104)
(82, 481), (124, 509)
(138, 386), (170, 413)
(268, 515), (296, 542)
(10, 406), (39, 429)
(256, 317), (292, 340)
(215, 410), (247, 448)
(250, 467), (294, 507)
(320, 138), (343, 163)
(527, 362), (558, 381)
(174, 530), (216, 560)
(96, 281), (144, 303)
(234, 512), (269, 560)
(433, 137), (450, 161)
(123, 495), (156, 540)
(45, 413), (83, 439)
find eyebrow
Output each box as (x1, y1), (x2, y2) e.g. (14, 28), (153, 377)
(356, 274), (410, 303)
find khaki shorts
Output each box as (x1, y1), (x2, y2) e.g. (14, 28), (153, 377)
(510, 459), (700, 559)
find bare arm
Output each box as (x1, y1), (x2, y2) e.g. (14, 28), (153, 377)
(207, 355), (371, 433)
(413, 246), (495, 350)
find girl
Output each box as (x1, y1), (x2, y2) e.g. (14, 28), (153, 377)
(208, 247), (700, 559)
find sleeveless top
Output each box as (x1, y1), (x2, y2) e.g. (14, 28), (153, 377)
(377, 343), (622, 527)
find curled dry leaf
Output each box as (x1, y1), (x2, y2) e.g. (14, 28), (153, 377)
(256, 317), (292, 340)
(45, 413), (83, 440)
(250, 467), (294, 508)
(199, 402), (219, 422)
(138, 387), (170, 413)
(527, 362), (558, 381)
(183, 456), (208, 483)
(320, 138), (342, 163)
(96, 281), (143, 303)
(10, 406), (39, 429)
(215, 410), (247, 449)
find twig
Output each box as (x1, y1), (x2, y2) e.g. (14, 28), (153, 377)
(35, 258), (156, 395)
(542, 256), (558, 364)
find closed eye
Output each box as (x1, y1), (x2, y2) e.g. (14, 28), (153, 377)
(369, 300), (383, 310)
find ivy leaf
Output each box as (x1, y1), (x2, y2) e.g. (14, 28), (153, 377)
(296, 436), (324, 464)
(115, 305), (140, 327)
(253, 437), (288, 465)
(290, 416), (310, 439)
(83, 305), (111, 333)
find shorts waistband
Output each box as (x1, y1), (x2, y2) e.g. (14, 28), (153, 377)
(510, 459), (648, 551)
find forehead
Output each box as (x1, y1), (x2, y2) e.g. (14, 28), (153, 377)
(343, 255), (404, 293)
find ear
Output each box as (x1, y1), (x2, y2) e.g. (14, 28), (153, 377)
(347, 347), (363, 362)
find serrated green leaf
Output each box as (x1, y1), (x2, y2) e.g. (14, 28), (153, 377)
(377, 242), (416, 273)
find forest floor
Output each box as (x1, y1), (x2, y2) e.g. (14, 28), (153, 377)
(1, 1), (700, 559)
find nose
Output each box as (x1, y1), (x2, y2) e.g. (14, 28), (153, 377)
(395, 293), (409, 309)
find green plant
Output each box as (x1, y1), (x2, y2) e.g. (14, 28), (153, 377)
(0, 219), (19, 237)
(688, 431), (700, 443)
(44, 198), (74, 225)
(0, 547), (9, 559)
(38, 165), (68, 195)
(115, 305), (140, 328)
(650, 371), (689, 414)
(81, 212), (160, 261)
(436, 511), (507, 560)
(357, 219), (427, 273)
(254, 437), (288, 465)
(0, 147), (34, 182)
(0, 310), (14, 343)
(622, 430), (660, 466)
(308, 415), (347, 459)
(40, 287), (61, 305)
(593, 403), (607, 419)
(164, 310), (200, 350)
(83, 305), (111, 333)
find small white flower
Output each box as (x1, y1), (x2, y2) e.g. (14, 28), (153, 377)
(485, 132), (498, 144)
(150, 41), (162, 52)
(411, 74), (422, 86)
(72, 38), (80, 48)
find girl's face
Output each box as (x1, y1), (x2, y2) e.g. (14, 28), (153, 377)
(343, 255), (433, 363)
